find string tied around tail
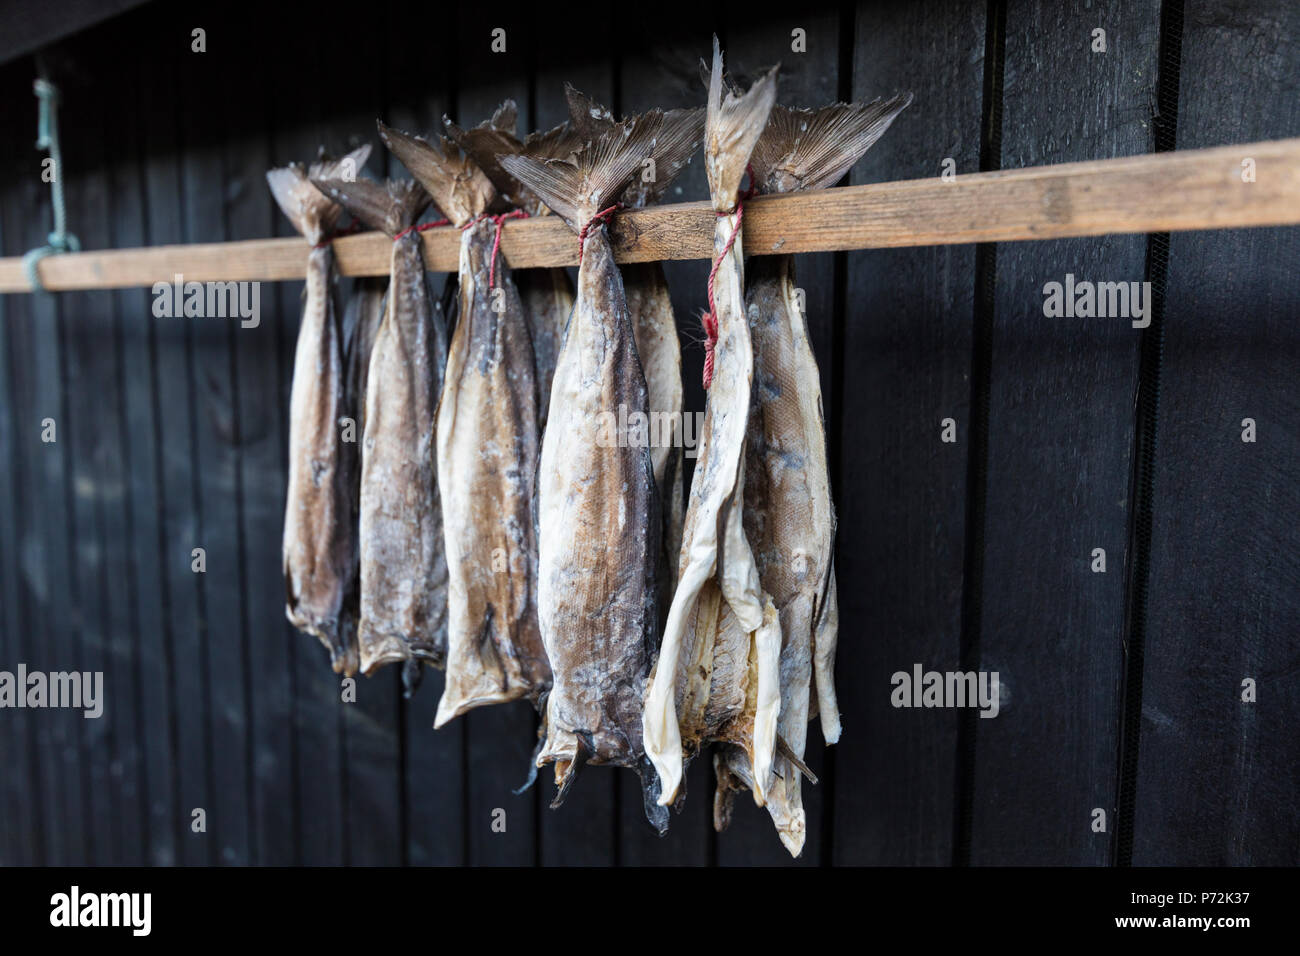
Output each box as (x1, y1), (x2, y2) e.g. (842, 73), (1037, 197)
(463, 210), (529, 289)
(577, 204), (622, 266)
(700, 165), (757, 389)
(391, 218), (450, 244)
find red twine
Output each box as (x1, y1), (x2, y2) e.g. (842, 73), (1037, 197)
(393, 218), (451, 243)
(700, 166), (757, 390)
(463, 210), (529, 289)
(577, 204), (622, 266)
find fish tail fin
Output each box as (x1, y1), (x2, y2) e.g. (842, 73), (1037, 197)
(564, 81), (614, 139)
(266, 166), (335, 246)
(704, 36), (778, 211)
(563, 85), (701, 207)
(445, 102), (577, 216)
(377, 120), (496, 226)
(308, 144), (373, 186)
(749, 94), (912, 194)
(310, 177), (430, 237)
(266, 145), (373, 245)
(628, 106), (706, 207)
(499, 108), (663, 234)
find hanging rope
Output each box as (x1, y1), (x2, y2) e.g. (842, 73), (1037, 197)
(462, 210), (529, 289)
(577, 204), (622, 266)
(22, 77), (80, 293)
(700, 165), (756, 389)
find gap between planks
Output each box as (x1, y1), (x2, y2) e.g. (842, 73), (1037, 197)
(0, 138), (1296, 293)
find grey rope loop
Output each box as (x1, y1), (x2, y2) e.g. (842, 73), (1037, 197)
(22, 77), (80, 293)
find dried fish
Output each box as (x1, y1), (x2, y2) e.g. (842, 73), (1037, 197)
(335, 275), (388, 671)
(446, 103), (580, 429)
(501, 108), (669, 828)
(714, 95), (910, 855)
(268, 144), (371, 677)
(379, 122), (550, 723)
(641, 41), (780, 810)
(310, 173), (449, 675)
(563, 85), (703, 622)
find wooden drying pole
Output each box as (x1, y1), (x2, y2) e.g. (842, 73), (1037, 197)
(1, 138), (1297, 294)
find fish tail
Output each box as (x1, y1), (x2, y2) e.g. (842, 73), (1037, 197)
(311, 177), (431, 237)
(499, 108), (664, 233)
(564, 87), (704, 207)
(443, 100), (574, 215)
(266, 144), (371, 245)
(377, 120), (496, 226)
(749, 95), (913, 194)
(703, 36), (778, 211)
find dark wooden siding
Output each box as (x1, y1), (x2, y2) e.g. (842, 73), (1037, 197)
(0, 0), (1295, 866)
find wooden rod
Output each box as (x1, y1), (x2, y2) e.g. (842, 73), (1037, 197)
(1, 138), (1296, 293)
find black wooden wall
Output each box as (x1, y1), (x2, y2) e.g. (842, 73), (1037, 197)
(0, 0), (1295, 866)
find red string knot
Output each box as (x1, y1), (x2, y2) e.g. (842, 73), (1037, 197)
(699, 166), (757, 389)
(393, 218), (450, 243)
(577, 204), (622, 266)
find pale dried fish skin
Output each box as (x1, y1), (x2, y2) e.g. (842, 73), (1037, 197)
(535, 231), (660, 789)
(355, 237), (449, 671)
(282, 244), (357, 672)
(642, 41), (779, 807)
(434, 220), (548, 724)
(502, 110), (669, 829)
(311, 175), (449, 673)
(270, 145), (371, 676)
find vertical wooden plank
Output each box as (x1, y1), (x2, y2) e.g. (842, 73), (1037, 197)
(113, 44), (180, 867)
(0, 76), (38, 865)
(175, 24), (255, 866)
(58, 50), (133, 864)
(968, 0), (1158, 865)
(140, 38), (215, 868)
(91, 48), (150, 864)
(1133, 0), (1300, 865)
(447, 4), (545, 867)
(2, 72), (87, 867)
(382, 4), (467, 868)
(829, 0), (980, 867)
(718, 5), (842, 868)
(530, 12), (621, 868)
(326, 13), (406, 866)
(218, 21), (297, 867)
(263, 14), (346, 868)
(615, 17), (717, 867)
